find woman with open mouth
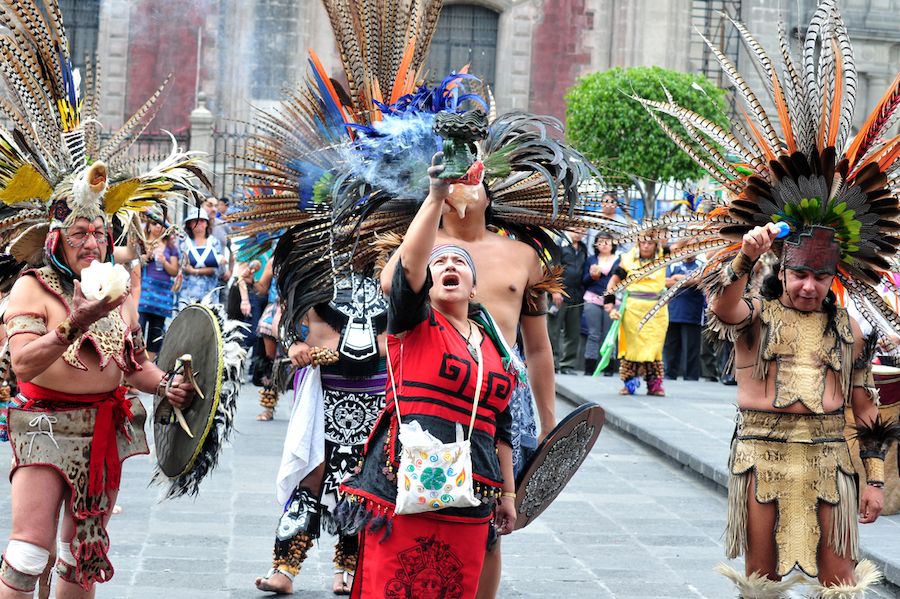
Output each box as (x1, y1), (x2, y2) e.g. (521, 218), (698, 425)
(336, 153), (518, 599)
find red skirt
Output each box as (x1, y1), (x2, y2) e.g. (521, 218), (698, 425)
(352, 513), (489, 599)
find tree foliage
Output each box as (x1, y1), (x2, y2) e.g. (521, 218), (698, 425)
(565, 66), (729, 215)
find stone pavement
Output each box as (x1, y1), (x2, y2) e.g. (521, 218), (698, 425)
(0, 380), (896, 597)
(557, 374), (900, 595)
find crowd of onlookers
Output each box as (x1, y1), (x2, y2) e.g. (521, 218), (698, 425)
(547, 193), (735, 387)
(131, 196), (277, 375)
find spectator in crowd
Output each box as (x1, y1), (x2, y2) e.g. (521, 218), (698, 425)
(138, 209), (180, 360)
(233, 247), (273, 353)
(548, 229), (587, 374)
(203, 196), (234, 300)
(663, 251), (704, 381)
(582, 231), (620, 376)
(216, 196), (230, 219)
(178, 208), (226, 308)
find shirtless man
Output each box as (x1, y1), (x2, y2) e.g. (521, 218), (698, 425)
(2, 215), (194, 598)
(710, 223), (885, 597)
(256, 277), (388, 596)
(381, 159), (558, 599)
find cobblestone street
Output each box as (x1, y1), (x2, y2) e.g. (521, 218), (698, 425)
(0, 381), (897, 598)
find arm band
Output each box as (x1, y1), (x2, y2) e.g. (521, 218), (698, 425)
(4, 313), (48, 338)
(862, 456), (885, 486)
(603, 294), (615, 306)
(54, 316), (84, 346)
(853, 415), (900, 485)
(726, 252), (757, 283)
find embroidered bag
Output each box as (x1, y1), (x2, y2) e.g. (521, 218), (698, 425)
(387, 337), (483, 514)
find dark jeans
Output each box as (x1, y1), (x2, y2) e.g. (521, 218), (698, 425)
(139, 312), (167, 354)
(700, 333), (719, 380)
(241, 290), (268, 351)
(663, 322), (701, 380)
(548, 302), (583, 371)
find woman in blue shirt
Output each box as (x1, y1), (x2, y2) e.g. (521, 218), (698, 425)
(178, 208), (225, 308)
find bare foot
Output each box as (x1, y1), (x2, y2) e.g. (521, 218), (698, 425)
(112, 504), (123, 514)
(332, 571), (352, 595)
(255, 571), (293, 594)
(257, 409), (274, 421)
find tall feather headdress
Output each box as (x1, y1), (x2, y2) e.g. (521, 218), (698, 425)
(617, 1), (900, 339)
(0, 1), (210, 287)
(228, 0), (608, 339)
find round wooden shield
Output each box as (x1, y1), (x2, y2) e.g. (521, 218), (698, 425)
(154, 304), (223, 478)
(514, 403), (605, 530)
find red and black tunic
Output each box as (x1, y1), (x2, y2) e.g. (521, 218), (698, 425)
(338, 262), (513, 524)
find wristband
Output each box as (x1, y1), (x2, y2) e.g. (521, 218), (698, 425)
(603, 293), (615, 306)
(54, 316), (84, 345)
(501, 491), (516, 499)
(726, 251), (757, 283)
(862, 456), (885, 487)
(156, 372), (172, 398)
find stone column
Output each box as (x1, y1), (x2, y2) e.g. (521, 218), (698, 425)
(189, 92), (215, 157)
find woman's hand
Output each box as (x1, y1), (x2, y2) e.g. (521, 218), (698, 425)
(426, 152), (452, 211)
(494, 495), (517, 536)
(241, 299), (251, 317)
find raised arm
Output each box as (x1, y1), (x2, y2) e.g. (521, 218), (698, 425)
(709, 223), (781, 324)
(380, 152), (450, 295)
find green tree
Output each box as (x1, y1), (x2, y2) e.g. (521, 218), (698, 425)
(565, 66), (729, 218)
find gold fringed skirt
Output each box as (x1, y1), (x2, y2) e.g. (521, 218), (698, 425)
(725, 409), (858, 578)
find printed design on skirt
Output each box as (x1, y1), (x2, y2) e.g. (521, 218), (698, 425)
(384, 535), (465, 599)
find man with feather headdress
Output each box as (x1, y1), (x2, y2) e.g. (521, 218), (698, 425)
(617, 1), (900, 596)
(0, 1), (212, 595)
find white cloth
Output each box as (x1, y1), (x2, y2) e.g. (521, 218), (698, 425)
(275, 366), (325, 504)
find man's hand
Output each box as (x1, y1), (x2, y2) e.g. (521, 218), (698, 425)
(494, 496), (517, 536)
(288, 341), (312, 368)
(165, 374), (195, 410)
(551, 292), (564, 308)
(71, 279), (129, 329)
(859, 485), (884, 523)
(741, 223), (781, 261)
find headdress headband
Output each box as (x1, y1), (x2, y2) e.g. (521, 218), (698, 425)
(429, 244), (476, 283)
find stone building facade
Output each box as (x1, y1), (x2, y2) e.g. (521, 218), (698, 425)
(85, 0), (897, 142)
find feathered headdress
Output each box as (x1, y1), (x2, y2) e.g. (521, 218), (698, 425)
(616, 1), (900, 338)
(228, 0), (607, 338)
(0, 1), (210, 285)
